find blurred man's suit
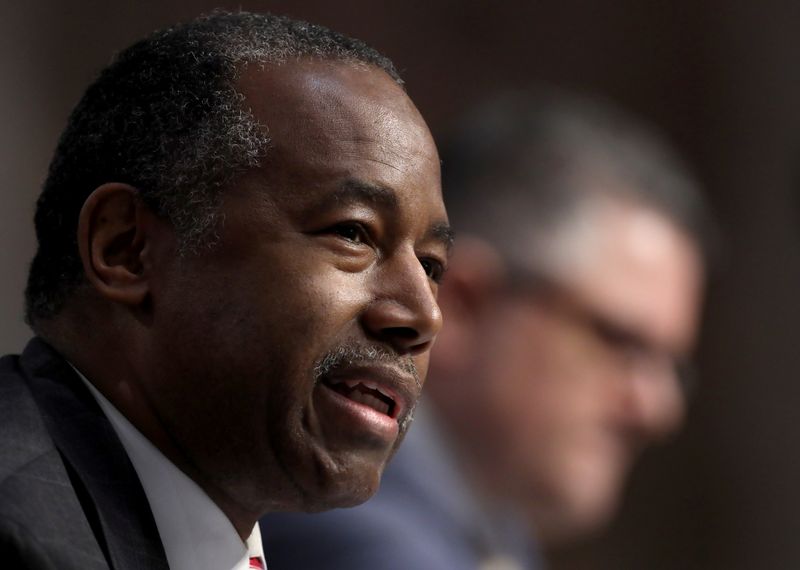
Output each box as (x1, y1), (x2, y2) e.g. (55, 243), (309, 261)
(0, 339), (168, 569)
(262, 404), (540, 570)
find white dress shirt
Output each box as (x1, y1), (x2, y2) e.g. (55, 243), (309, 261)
(75, 368), (265, 570)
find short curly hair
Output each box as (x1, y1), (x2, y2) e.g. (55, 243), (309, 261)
(440, 88), (716, 274)
(25, 10), (402, 327)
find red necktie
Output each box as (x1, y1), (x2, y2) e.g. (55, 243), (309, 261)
(250, 557), (265, 569)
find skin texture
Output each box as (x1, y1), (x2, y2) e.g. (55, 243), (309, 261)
(429, 197), (703, 544)
(61, 60), (449, 538)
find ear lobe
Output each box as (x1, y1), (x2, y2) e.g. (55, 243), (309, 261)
(78, 183), (154, 306)
(429, 236), (507, 376)
(439, 236), (507, 319)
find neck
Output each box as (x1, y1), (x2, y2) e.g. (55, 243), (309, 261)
(46, 311), (269, 542)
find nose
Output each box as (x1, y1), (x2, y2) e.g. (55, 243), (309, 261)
(360, 251), (443, 355)
(621, 361), (686, 441)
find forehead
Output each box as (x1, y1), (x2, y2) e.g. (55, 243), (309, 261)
(239, 61), (434, 170)
(554, 199), (704, 352)
(234, 59), (443, 213)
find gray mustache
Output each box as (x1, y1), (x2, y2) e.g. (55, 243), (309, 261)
(313, 344), (420, 388)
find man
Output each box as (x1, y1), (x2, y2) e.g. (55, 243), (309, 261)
(261, 91), (711, 568)
(0, 11), (451, 570)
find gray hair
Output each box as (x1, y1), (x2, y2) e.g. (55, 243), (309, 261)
(440, 88), (715, 275)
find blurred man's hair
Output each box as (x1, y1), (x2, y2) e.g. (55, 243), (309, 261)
(26, 10), (401, 327)
(441, 89), (715, 276)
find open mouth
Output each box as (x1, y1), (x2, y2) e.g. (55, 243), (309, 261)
(323, 378), (396, 418)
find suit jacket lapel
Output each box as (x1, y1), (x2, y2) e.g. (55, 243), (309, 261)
(1, 353), (108, 568)
(21, 339), (169, 570)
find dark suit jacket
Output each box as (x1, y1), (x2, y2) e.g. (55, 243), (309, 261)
(0, 338), (168, 569)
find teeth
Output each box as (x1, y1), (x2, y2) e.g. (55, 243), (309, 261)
(325, 378), (393, 400)
(351, 379), (392, 400)
(359, 382), (392, 400)
(325, 378), (358, 389)
(323, 376), (396, 417)
(349, 390), (390, 415)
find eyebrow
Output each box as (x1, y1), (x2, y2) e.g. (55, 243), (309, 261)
(328, 179), (399, 210)
(320, 178), (454, 254)
(430, 222), (455, 254)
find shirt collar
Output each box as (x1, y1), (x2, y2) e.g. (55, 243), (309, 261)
(73, 365), (264, 570)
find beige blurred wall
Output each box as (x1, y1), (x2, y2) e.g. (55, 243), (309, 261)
(2, 1), (800, 568)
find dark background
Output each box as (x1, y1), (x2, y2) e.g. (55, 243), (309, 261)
(2, 1), (799, 568)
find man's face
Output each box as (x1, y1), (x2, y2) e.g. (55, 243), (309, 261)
(142, 61), (449, 513)
(465, 198), (703, 541)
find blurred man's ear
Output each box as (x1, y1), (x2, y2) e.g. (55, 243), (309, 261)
(429, 236), (507, 378)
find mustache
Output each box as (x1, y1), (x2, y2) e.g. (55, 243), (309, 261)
(313, 344), (420, 387)
(313, 343), (421, 433)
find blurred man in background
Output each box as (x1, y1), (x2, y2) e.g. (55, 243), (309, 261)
(261, 90), (712, 569)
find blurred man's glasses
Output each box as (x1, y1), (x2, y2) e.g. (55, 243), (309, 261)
(502, 267), (696, 397)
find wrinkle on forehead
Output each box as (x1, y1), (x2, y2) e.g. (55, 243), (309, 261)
(306, 88), (431, 176)
(231, 57), (444, 221)
(236, 59), (431, 161)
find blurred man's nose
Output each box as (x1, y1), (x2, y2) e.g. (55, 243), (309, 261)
(621, 361), (686, 440)
(360, 250), (443, 355)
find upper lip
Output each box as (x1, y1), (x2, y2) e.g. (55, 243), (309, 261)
(319, 362), (419, 420)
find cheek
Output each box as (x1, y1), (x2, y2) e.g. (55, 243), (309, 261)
(244, 259), (368, 337)
(480, 314), (562, 410)
(473, 319), (551, 447)
(413, 352), (431, 383)
(481, 321), (611, 454)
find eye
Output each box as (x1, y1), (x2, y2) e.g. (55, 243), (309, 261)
(329, 222), (370, 245)
(420, 258), (446, 283)
(591, 317), (649, 358)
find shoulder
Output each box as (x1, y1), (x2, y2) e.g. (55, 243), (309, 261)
(0, 346), (109, 570)
(0, 349), (63, 552)
(0, 511), (108, 570)
(0, 338), (89, 484)
(0, 517), (58, 569)
(0, 352), (53, 485)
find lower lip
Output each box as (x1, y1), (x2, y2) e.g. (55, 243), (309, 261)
(314, 382), (400, 446)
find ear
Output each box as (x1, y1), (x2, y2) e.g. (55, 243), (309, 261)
(77, 183), (159, 307)
(430, 236), (507, 376)
(438, 235), (507, 321)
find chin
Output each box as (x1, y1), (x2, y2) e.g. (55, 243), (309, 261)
(296, 453), (386, 513)
(533, 469), (624, 544)
(300, 480), (380, 513)
(535, 498), (618, 545)
(570, 495), (618, 536)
